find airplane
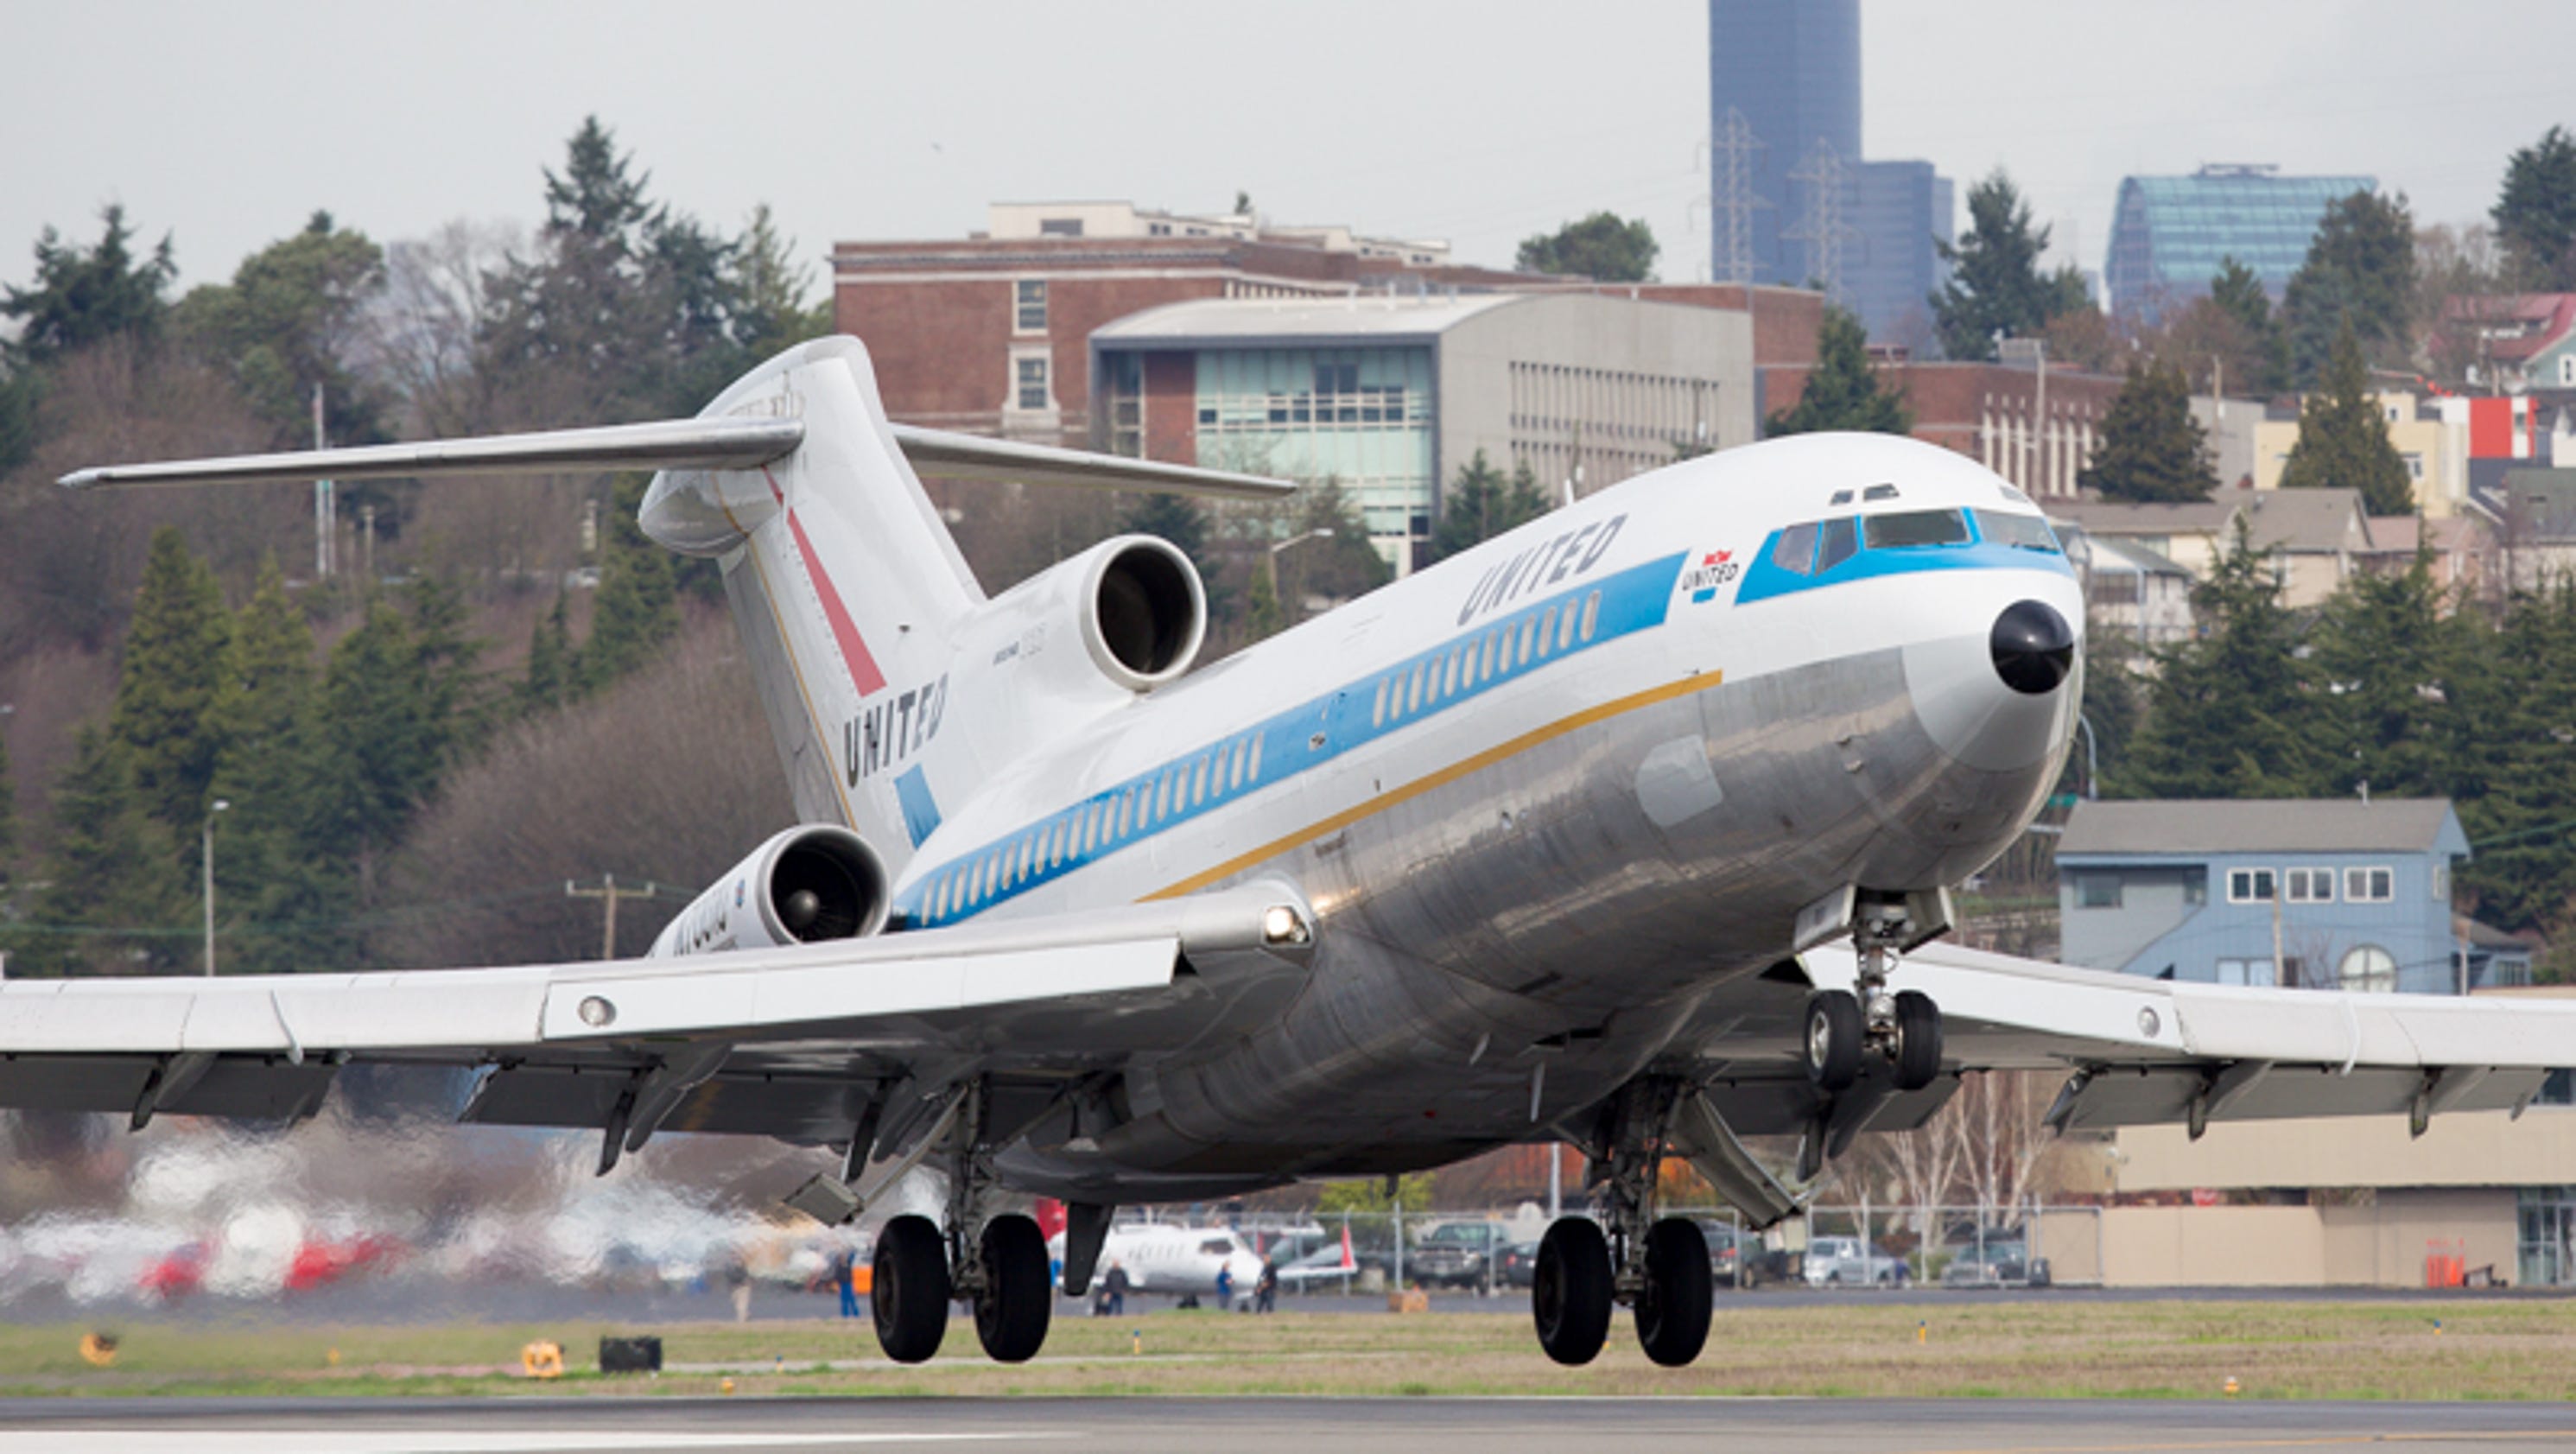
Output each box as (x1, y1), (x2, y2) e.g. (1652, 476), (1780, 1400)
(1048, 1221), (1265, 1309)
(8, 333), (2573, 1371)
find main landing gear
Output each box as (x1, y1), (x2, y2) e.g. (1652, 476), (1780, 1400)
(866, 1081), (1056, 1365)
(1531, 1079), (1713, 1368)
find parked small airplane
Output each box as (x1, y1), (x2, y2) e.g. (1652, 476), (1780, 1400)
(1050, 1222), (1263, 1309)
(9, 335), (2570, 1370)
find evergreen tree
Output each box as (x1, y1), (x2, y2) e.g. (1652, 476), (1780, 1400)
(2278, 323), (2413, 516)
(406, 572), (488, 760)
(0, 205), (178, 371)
(108, 527), (234, 848)
(2493, 125), (2576, 291)
(2460, 582), (2576, 932)
(1930, 172), (2086, 361)
(0, 721), (15, 888)
(1245, 563), (1282, 640)
(1290, 479), (1393, 602)
(173, 211), (391, 448)
(2079, 359), (2216, 503)
(1766, 305), (1912, 436)
(16, 727), (192, 976)
(1431, 451), (1549, 562)
(733, 203), (834, 356)
(2308, 553), (2465, 800)
(1514, 213), (1659, 282)
(521, 590), (574, 714)
(1119, 492), (1211, 562)
(207, 561), (343, 975)
(2117, 518), (2328, 798)
(2209, 256), (2288, 395)
(2281, 190), (2415, 385)
(575, 475), (679, 695)
(314, 600), (436, 924)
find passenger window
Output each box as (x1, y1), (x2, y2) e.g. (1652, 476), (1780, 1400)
(1443, 650), (1461, 696)
(1482, 632), (1499, 677)
(1864, 509), (1970, 549)
(1409, 663), (1425, 713)
(1558, 606), (1577, 651)
(1518, 617), (1536, 665)
(1118, 790), (1133, 837)
(1817, 516), (1859, 571)
(1193, 755), (1209, 805)
(1539, 605), (1558, 653)
(1581, 590), (1601, 641)
(1373, 677), (1388, 727)
(1772, 522), (1818, 575)
(1248, 733), (1264, 780)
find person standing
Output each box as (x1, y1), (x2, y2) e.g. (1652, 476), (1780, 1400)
(1214, 1263), (1234, 1311)
(725, 1255), (752, 1324)
(1254, 1257), (1278, 1314)
(1101, 1260), (1129, 1317)
(830, 1248), (860, 1318)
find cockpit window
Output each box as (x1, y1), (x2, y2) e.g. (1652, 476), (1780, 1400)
(1862, 483), (1900, 501)
(1975, 509), (2062, 554)
(1862, 509), (1970, 549)
(1816, 515), (1860, 571)
(1198, 1238), (1235, 1256)
(1772, 521), (1818, 575)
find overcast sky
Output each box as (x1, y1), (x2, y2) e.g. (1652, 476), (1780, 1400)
(7, 2), (2573, 299)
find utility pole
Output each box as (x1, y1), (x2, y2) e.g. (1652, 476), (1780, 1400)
(313, 383), (335, 580)
(567, 874), (657, 961)
(202, 798), (231, 976)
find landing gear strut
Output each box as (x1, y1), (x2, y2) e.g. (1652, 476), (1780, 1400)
(864, 1079), (1055, 1365)
(1804, 898), (1945, 1095)
(1531, 1079), (1716, 1368)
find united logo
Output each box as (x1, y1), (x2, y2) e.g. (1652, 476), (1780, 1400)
(1678, 549), (1739, 604)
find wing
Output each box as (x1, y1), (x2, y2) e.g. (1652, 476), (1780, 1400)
(0, 886), (1311, 1171)
(1675, 940), (2572, 1139)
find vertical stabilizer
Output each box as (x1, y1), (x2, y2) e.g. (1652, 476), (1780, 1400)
(644, 337), (983, 870)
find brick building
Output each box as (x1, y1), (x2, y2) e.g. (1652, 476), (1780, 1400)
(831, 201), (1824, 455)
(1759, 357), (2125, 500)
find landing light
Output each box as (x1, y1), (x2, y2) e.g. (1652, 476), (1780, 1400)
(579, 996), (618, 1028)
(1262, 905), (1310, 946)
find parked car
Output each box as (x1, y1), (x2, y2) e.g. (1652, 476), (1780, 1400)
(1940, 1240), (2051, 1288)
(1801, 1235), (1909, 1286)
(1495, 1241), (1539, 1289)
(1696, 1220), (1746, 1287)
(1410, 1220), (1516, 1290)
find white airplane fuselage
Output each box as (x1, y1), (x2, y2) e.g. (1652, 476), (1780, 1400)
(864, 433), (2082, 1202)
(1050, 1223), (1264, 1305)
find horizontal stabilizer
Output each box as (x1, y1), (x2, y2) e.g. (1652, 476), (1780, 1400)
(60, 417), (805, 488)
(888, 424), (1291, 499)
(62, 419), (1292, 500)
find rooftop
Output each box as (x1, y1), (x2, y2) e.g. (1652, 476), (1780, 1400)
(2060, 798), (2461, 858)
(1090, 293), (1529, 347)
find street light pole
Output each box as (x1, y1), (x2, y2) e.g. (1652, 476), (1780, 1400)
(202, 798), (230, 976)
(1266, 527), (1334, 606)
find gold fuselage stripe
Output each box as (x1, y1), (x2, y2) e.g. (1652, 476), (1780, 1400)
(1143, 669), (1724, 902)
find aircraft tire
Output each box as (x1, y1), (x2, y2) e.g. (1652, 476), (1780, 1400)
(1635, 1217), (1714, 1367)
(972, 1214), (1052, 1363)
(1531, 1217), (1613, 1366)
(1805, 991), (1863, 1090)
(1893, 989), (1942, 1091)
(872, 1214), (950, 1364)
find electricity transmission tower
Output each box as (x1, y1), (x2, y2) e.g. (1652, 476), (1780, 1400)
(1709, 106), (1770, 287)
(1781, 139), (1853, 302)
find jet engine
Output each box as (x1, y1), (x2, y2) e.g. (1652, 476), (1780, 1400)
(648, 825), (891, 958)
(959, 534), (1208, 699)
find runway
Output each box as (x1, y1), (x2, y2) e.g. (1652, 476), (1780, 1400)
(3, 1396), (2573, 1453)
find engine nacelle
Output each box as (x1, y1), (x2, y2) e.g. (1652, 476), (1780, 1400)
(959, 534), (1208, 699)
(649, 825), (891, 958)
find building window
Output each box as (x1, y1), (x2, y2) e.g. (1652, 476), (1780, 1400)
(2344, 866), (2395, 902)
(1015, 279), (1048, 333)
(2542, 1069), (2574, 1107)
(2227, 867), (2276, 903)
(2561, 355), (2574, 386)
(2078, 874), (2122, 909)
(2433, 862), (2451, 901)
(1015, 354), (1050, 411)
(2186, 873), (2208, 906)
(2216, 957), (2273, 986)
(2283, 867), (2334, 903)
(1038, 219), (1082, 238)
(2338, 943), (2397, 994)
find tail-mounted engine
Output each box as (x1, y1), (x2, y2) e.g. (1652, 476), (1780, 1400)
(649, 825), (891, 958)
(957, 534), (1208, 701)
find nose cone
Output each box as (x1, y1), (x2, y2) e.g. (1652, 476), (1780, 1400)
(1989, 600), (2075, 696)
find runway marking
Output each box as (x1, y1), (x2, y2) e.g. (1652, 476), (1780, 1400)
(1917, 1430), (2576, 1453)
(0, 1436), (1037, 1452)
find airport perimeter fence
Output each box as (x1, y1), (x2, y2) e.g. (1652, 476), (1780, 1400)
(1246, 1202), (2103, 1297)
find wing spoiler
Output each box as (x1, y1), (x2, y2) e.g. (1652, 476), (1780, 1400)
(60, 417), (1291, 501)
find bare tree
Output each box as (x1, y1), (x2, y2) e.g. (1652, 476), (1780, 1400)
(1952, 1070), (2055, 1229)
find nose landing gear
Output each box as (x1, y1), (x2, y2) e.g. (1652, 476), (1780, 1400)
(1800, 892), (1947, 1095)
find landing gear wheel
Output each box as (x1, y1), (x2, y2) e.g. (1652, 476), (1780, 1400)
(1531, 1217), (1614, 1366)
(971, 1214), (1052, 1362)
(871, 1214), (950, 1364)
(1805, 990), (1863, 1091)
(1892, 989), (1942, 1092)
(1635, 1217), (1714, 1367)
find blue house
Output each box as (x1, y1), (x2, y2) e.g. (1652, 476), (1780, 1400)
(2056, 799), (2510, 995)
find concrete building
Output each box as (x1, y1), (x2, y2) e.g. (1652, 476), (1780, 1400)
(1705, 0), (1951, 342)
(833, 201), (1547, 449)
(2103, 165), (2376, 320)
(1090, 293), (1757, 571)
(2056, 798), (2503, 996)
